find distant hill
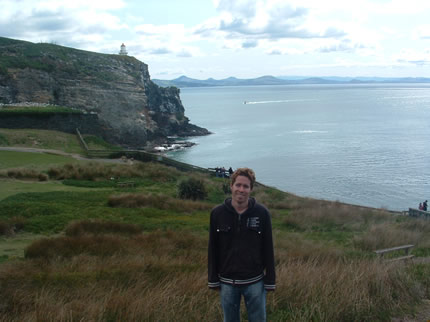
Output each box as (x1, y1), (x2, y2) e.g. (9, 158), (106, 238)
(153, 75), (430, 88)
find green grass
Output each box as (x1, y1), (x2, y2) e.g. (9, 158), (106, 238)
(0, 129), (121, 153)
(1, 189), (211, 235)
(0, 129), (85, 153)
(83, 135), (122, 151)
(0, 151), (78, 170)
(0, 105), (83, 115)
(0, 179), (110, 201)
(0, 36), (139, 82)
(0, 233), (47, 259)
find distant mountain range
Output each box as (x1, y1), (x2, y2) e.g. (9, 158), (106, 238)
(152, 75), (430, 88)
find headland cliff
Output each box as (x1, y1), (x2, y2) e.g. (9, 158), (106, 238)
(0, 37), (209, 148)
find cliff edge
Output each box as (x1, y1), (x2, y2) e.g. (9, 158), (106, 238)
(0, 37), (209, 148)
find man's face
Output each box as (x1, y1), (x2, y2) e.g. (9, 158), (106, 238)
(231, 175), (252, 204)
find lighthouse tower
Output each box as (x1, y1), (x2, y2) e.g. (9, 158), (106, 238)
(119, 43), (128, 55)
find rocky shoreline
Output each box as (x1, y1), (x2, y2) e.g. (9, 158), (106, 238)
(149, 137), (196, 153)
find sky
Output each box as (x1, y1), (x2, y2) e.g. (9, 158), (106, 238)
(1, 0), (430, 80)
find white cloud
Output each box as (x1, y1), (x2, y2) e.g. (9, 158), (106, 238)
(0, 0), (128, 48)
(266, 47), (304, 55)
(198, 0), (346, 42)
(318, 39), (367, 53)
(395, 49), (430, 66)
(413, 25), (430, 40)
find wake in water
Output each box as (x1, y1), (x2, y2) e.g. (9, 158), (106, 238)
(293, 130), (328, 134)
(244, 99), (317, 104)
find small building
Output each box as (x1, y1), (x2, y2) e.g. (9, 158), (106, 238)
(119, 43), (128, 55)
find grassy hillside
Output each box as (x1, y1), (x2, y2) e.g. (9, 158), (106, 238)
(0, 105), (83, 115)
(0, 36), (137, 79)
(0, 128), (120, 153)
(1, 131), (430, 320)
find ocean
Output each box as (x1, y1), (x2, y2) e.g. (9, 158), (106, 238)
(166, 83), (430, 211)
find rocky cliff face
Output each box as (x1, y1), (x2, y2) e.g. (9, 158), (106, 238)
(0, 37), (209, 148)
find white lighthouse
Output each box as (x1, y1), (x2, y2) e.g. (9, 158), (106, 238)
(119, 43), (128, 55)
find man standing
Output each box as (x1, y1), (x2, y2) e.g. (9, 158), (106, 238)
(208, 168), (276, 322)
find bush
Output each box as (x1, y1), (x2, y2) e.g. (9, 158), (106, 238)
(6, 168), (44, 180)
(38, 173), (49, 181)
(177, 177), (207, 201)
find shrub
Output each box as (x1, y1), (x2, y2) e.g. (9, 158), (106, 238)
(38, 173), (49, 181)
(177, 177), (207, 200)
(6, 168), (42, 180)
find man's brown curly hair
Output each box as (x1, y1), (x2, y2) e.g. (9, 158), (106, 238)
(230, 168), (256, 189)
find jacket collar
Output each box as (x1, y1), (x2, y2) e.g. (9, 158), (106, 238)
(224, 197), (256, 214)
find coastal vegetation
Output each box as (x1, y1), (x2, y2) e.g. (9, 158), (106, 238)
(1, 130), (430, 321)
(0, 36), (134, 80)
(0, 105), (83, 115)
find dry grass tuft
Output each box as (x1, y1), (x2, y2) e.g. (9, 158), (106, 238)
(46, 161), (181, 182)
(24, 235), (127, 259)
(65, 220), (143, 237)
(353, 222), (422, 251)
(283, 199), (392, 232)
(272, 257), (421, 320)
(108, 192), (212, 211)
(0, 168), (48, 181)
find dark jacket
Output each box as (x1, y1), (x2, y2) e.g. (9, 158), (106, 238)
(208, 197), (276, 290)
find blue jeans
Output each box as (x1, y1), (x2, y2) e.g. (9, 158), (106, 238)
(220, 280), (266, 322)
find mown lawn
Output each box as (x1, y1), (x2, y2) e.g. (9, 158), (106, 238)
(0, 150), (78, 170)
(0, 128), (85, 153)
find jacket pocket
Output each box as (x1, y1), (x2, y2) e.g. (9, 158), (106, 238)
(217, 226), (231, 233)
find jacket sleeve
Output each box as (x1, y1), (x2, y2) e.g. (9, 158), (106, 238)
(208, 209), (220, 289)
(263, 210), (276, 291)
